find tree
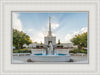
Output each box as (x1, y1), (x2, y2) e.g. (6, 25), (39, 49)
(58, 39), (61, 44)
(13, 29), (32, 49)
(40, 41), (43, 44)
(71, 32), (87, 49)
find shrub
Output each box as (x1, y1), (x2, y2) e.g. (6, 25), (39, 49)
(57, 45), (63, 48)
(80, 49), (84, 53)
(13, 49), (31, 53)
(69, 48), (87, 54)
(61, 45), (63, 48)
(36, 46), (39, 48)
(27, 59), (32, 62)
(20, 49), (26, 51)
(84, 50), (87, 54)
(69, 50), (73, 53)
(69, 59), (74, 62)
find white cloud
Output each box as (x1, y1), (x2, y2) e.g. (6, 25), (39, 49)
(51, 23), (59, 29)
(65, 27), (88, 43)
(31, 31), (44, 43)
(80, 27), (87, 34)
(41, 27), (48, 36)
(25, 27), (47, 43)
(12, 13), (23, 31)
(26, 29), (33, 32)
(65, 34), (73, 43)
(25, 27), (87, 43)
(29, 25), (58, 43)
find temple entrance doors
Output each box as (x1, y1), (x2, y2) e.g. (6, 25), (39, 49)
(48, 41), (52, 45)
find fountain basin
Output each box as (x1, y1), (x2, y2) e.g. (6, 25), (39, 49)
(30, 54), (71, 62)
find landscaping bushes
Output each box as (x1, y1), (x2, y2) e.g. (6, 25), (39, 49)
(69, 48), (87, 54)
(27, 59), (32, 62)
(13, 49), (31, 53)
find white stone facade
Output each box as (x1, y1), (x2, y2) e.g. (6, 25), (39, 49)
(31, 49), (45, 55)
(31, 48), (69, 55)
(44, 36), (56, 45)
(28, 43), (37, 48)
(56, 43), (73, 48)
(55, 48), (69, 54)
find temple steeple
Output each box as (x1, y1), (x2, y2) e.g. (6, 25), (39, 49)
(44, 16), (56, 45)
(48, 16), (52, 36)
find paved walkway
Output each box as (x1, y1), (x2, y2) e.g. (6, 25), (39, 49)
(12, 55), (88, 64)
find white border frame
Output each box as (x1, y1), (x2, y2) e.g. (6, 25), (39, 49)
(0, 0), (100, 75)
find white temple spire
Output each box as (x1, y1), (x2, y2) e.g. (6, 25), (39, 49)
(48, 16), (52, 36)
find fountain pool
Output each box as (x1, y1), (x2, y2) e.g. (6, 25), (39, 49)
(30, 54), (71, 62)
(30, 43), (71, 62)
(34, 53), (66, 56)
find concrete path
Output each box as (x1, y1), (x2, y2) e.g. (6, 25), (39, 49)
(12, 55), (88, 64)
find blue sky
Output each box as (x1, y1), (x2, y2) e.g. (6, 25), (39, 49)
(12, 12), (88, 43)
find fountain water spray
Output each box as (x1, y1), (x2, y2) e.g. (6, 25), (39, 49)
(48, 42), (53, 55)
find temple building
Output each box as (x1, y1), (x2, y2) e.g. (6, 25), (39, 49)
(23, 17), (78, 49)
(44, 17), (56, 46)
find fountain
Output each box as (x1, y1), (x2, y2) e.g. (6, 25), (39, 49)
(48, 42), (53, 55)
(30, 42), (71, 62)
(30, 17), (71, 62)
